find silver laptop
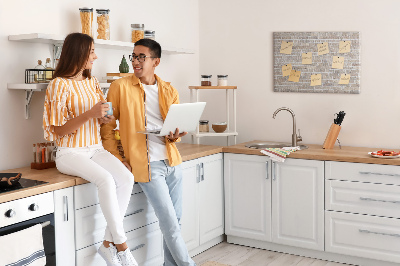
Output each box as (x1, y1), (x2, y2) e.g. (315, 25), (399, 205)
(137, 102), (206, 136)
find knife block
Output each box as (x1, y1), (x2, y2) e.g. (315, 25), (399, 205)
(323, 124), (341, 149)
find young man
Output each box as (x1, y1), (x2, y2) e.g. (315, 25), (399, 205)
(101, 39), (196, 266)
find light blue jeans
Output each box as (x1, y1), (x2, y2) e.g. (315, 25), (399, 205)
(139, 160), (196, 266)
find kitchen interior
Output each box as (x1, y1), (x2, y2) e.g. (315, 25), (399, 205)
(1, 0), (400, 265)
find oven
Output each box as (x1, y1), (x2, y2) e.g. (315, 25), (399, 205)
(0, 192), (55, 266)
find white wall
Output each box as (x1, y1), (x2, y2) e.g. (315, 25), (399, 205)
(0, 0), (199, 170)
(198, 0), (400, 149)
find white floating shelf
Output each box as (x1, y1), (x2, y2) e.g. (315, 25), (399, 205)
(190, 131), (238, 138)
(9, 33), (194, 54)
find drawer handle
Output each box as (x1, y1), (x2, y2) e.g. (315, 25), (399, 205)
(359, 171), (400, 177)
(359, 229), (400, 238)
(131, 243), (145, 252)
(132, 209), (144, 215)
(360, 197), (400, 204)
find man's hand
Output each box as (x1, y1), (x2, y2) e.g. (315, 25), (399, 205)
(167, 128), (187, 141)
(122, 161), (132, 172)
(99, 115), (115, 124)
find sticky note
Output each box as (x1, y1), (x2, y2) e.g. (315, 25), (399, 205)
(339, 73), (351, 84)
(302, 53), (312, 64)
(332, 56), (345, 69)
(282, 64), (292, 77)
(310, 74), (322, 86)
(288, 70), (301, 82)
(317, 42), (329, 55)
(280, 41), (293, 54)
(339, 41), (351, 53)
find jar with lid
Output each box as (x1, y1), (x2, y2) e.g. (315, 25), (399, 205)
(199, 120), (209, 132)
(217, 75), (228, 86)
(144, 30), (155, 40)
(34, 60), (46, 83)
(96, 9), (110, 40)
(201, 75), (212, 86)
(79, 7), (93, 37)
(131, 24), (144, 43)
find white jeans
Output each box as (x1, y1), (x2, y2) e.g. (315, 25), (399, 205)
(55, 144), (134, 244)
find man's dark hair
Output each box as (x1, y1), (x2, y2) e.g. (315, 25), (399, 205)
(134, 39), (162, 58)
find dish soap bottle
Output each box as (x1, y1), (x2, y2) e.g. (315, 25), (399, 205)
(45, 58), (53, 80)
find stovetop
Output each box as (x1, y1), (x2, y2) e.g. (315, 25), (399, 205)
(0, 178), (48, 194)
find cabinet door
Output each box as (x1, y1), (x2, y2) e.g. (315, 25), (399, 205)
(199, 153), (224, 245)
(181, 159), (200, 251)
(54, 187), (75, 266)
(272, 158), (324, 251)
(224, 153), (272, 241)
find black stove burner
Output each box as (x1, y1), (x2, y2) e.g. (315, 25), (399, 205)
(0, 178), (48, 194)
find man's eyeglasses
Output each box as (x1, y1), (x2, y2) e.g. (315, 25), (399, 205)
(129, 54), (156, 62)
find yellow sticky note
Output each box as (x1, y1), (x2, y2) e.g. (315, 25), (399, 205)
(302, 53), (312, 64)
(282, 64), (292, 77)
(339, 41), (351, 53)
(332, 56), (345, 69)
(317, 42), (329, 55)
(288, 70), (301, 82)
(280, 41), (293, 54)
(310, 74), (322, 86)
(339, 73), (351, 84)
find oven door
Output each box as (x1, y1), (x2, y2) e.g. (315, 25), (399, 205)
(0, 213), (56, 266)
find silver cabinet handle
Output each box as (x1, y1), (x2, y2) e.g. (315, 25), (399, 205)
(265, 161), (269, 179)
(200, 162), (204, 181)
(196, 164), (200, 183)
(359, 171), (400, 177)
(359, 229), (400, 238)
(272, 162), (277, 181)
(63, 195), (68, 222)
(360, 197), (400, 204)
(131, 243), (145, 252)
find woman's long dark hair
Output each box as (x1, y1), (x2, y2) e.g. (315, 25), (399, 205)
(54, 33), (93, 79)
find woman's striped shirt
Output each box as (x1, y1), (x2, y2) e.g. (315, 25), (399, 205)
(43, 76), (105, 147)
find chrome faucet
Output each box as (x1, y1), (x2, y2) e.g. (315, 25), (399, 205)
(272, 107), (302, 147)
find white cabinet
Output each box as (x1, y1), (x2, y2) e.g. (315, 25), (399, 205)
(54, 187), (75, 266)
(272, 158), (324, 251)
(224, 154), (324, 251)
(224, 153), (271, 241)
(181, 153), (224, 256)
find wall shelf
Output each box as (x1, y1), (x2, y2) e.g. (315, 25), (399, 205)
(8, 33), (195, 54)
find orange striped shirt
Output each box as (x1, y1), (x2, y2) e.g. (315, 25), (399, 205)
(43, 76), (105, 147)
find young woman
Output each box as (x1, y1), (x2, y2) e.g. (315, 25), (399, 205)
(43, 33), (137, 266)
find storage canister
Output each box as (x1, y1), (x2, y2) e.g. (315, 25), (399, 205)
(131, 24), (144, 43)
(96, 9), (110, 40)
(79, 7), (93, 37)
(201, 75), (212, 86)
(144, 30), (155, 40)
(217, 75), (228, 86)
(199, 120), (209, 132)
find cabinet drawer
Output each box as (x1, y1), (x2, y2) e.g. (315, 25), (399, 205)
(0, 192), (54, 228)
(325, 161), (400, 185)
(75, 183), (142, 209)
(75, 192), (157, 250)
(326, 211), (400, 263)
(76, 222), (163, 266)
(326, 180), (400, 218)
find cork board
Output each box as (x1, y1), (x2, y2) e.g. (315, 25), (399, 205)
(273, 32), (360, 93)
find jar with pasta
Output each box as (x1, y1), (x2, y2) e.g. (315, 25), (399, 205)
(79, 8), (93, 37)
(131, 24), (144, 43)
(96, 9), (110, 40)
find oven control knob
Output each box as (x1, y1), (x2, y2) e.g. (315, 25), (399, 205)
(5, 209), (16, 218)
(28, 203), (39, 212)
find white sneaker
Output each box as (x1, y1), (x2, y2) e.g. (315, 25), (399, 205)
(118, 248), (138, 266)
(98, 243), (122, 266)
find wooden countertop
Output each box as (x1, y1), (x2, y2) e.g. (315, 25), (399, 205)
(0, 143), (223, 202)
(224, 140), (400, 166)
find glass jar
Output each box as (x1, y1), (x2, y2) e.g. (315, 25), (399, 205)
(96, 9), (110, 40)
(217, 75), (228, 86)
(34, 60), (46, 83)
(201, 75), (212, 86)
(131, 24), (144, 43)
(144, 30), (155, 40)
(79, 7), (93, 37)
(199, 120), (209, 132)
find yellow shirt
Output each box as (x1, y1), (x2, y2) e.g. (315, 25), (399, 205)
(100, 74), (182, 183)
(43, 77), (105, 147)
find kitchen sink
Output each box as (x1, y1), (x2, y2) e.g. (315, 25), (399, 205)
(245, 142), (308, 150)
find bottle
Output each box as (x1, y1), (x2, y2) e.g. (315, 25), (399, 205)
(96, 9), (110, 40)
(33, 144), (37, 163)
(131, 24), (144, 43)
(42, 143), (46, 163)
(45, 58), (53, 80)
(37, 143), (42, 163)
(34, 60), (45, 83)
